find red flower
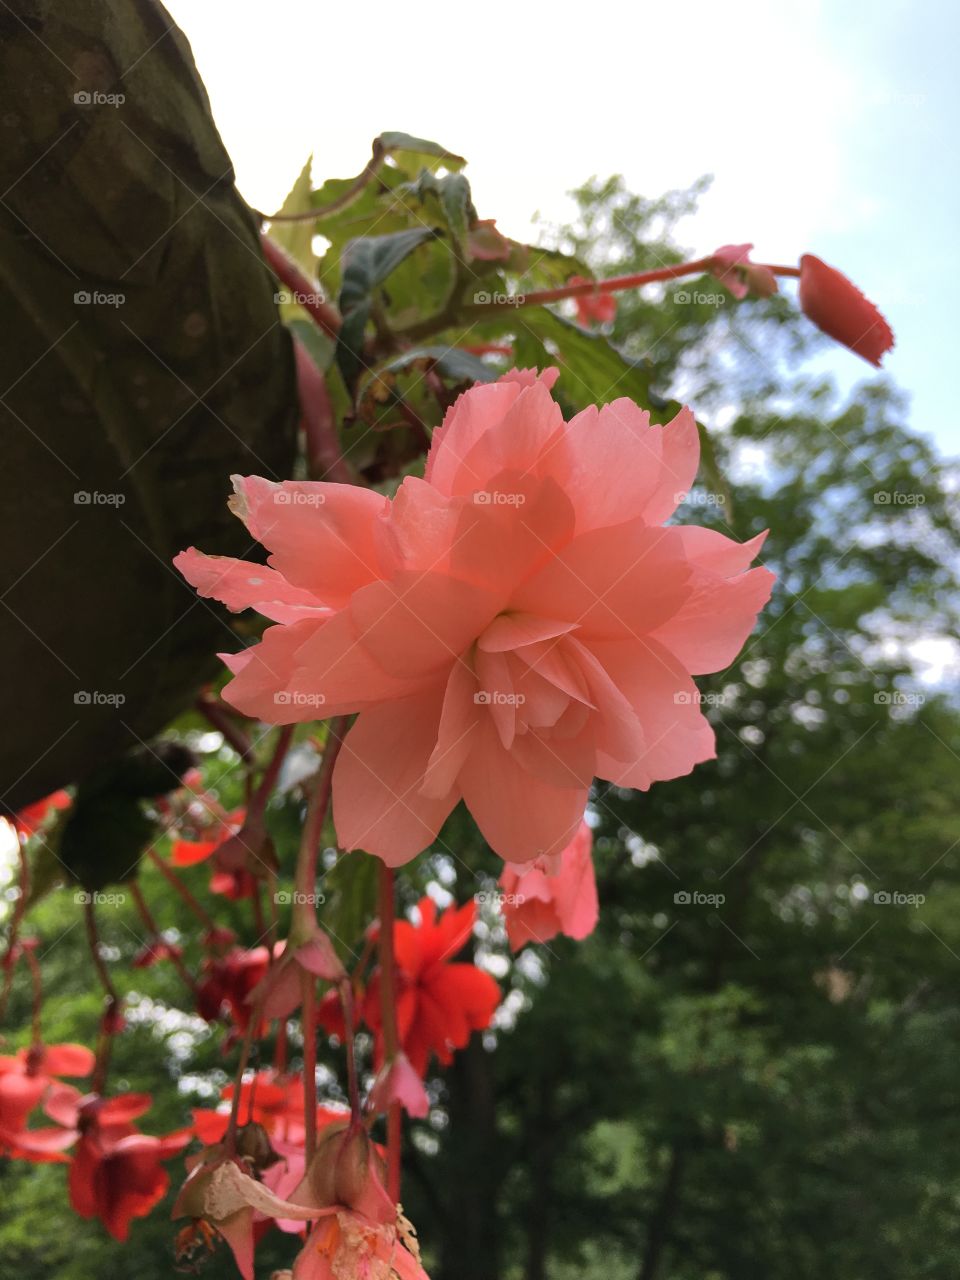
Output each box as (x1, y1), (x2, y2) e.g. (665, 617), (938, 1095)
(42, 1088), (190, 1240)
(364, 898), (500, 1076)
(0, 1041), (96, 1158)
(708, 244), (777, 300)
(569, 275), (617, 327)
(13, 790), (71, 836)
(798, 254), (894, 366)
(170, 807), (260, 899)
(191, 1070), (345, 1148)
(197, 945), (272, 1035)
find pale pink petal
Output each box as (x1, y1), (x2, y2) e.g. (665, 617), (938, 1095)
(458, 717), (587, 862)
(332, 686), (459, 865)
(230, 475), (388, 606)
(421, 659), (480, 800)
(477, 613), (578, 652)
(639, 406), (701, 524)
(650, 566), (775, 674)
(174, 549), (329, 623)
(350, 572), (500, 680)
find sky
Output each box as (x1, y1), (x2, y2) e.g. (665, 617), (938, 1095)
(164, 0), (959, 454)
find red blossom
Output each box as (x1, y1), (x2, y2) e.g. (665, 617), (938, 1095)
(569, 275), (617, 326)
(364, 898), (500, 1077)
(798, 253), (894, 366)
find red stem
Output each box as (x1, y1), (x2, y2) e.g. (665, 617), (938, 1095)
(129, 879), (198, 996)
(377, 865), (401, 1202)
(301, 968), (318, 1162)
(292, 718), (349, 940)
(465, 256), (801, 313)
(84, 900), (120, 1094)
(339, 978), (362, 1123)
(195, 694), (254, 762)
(260, 233), (342, 339)
(147, 848), (218, 933)
(23, 945), (43, 1047)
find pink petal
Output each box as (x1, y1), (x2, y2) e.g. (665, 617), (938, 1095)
(174, 548), (329, 623)
(229, 475), (388, 606)
(650, 565), (775, 674)
(332, 686), (460, 865)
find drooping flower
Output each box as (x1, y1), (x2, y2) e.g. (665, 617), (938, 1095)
(363, 897), (500, 1077)
(498, 817), (599, 950)
(0, 1041), (97, 1156)
(170, 806), (263, 900)
(197, 945), (273, 1037)
(707, 244), (777, 299)
(191, 1071), (346, 1148)
(569, 275), (617, 326)
(291, 1124), (429, 1280)
(369, 1051), (430, 1120)
(798, 253), (894, 366)
(176, 368), (774, 865)
(45, 1088), (190, 1240)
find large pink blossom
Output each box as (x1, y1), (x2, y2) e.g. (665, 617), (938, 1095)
(176, 369), (773, 866)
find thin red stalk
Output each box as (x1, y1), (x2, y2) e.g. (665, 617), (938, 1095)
(339, 977), (362, 1123)
(250, 725), (295, 819)
(378, 866), (401, 1201)
(301, 968), (318, 1162)
(84, 900), (120, 1094)
(463, 256), (801, 314)
(292, 718), (349, 938)
(260, 234), (342, 339)
(147, 848), (218, 933)
(23, 945), (43, 1047)
(263, 139), (386, 223)
(129, 879), (198, 996)
(225, 985), (269, 1154)
(196, 695), (254, 762)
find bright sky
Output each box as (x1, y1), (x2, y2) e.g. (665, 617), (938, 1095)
(165, 0), (958, 454)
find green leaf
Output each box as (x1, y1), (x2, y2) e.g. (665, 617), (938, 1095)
(379, 131), (466, 173)
(321, 851), (379, 960)
(356, 344), (497, 425)
(399, 171), (474, 252)
(336, 227), (441, 387)
(508, 307), (679, 419)
(268, 155), (315, 275)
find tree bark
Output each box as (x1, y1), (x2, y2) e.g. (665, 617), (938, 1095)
(0, 1), (297, 812)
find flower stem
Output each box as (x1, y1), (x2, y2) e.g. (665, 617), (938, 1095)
(292, 718), (349, 940)
(301, 967), (318, 1162)
(129, 879), (198, 996)
(147, 848), (218, 933)
(84, 900), (120, 1094)
(260, 233), (342, 339)
(377, 865), (402, 1202)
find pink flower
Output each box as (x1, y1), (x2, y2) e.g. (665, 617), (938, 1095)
(708, 245), (777, 300)
(176, 369), (773, 865)
(798, 254), (894, 366)
(498, 818), (598, 950)
(569, 275), (617, 326)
